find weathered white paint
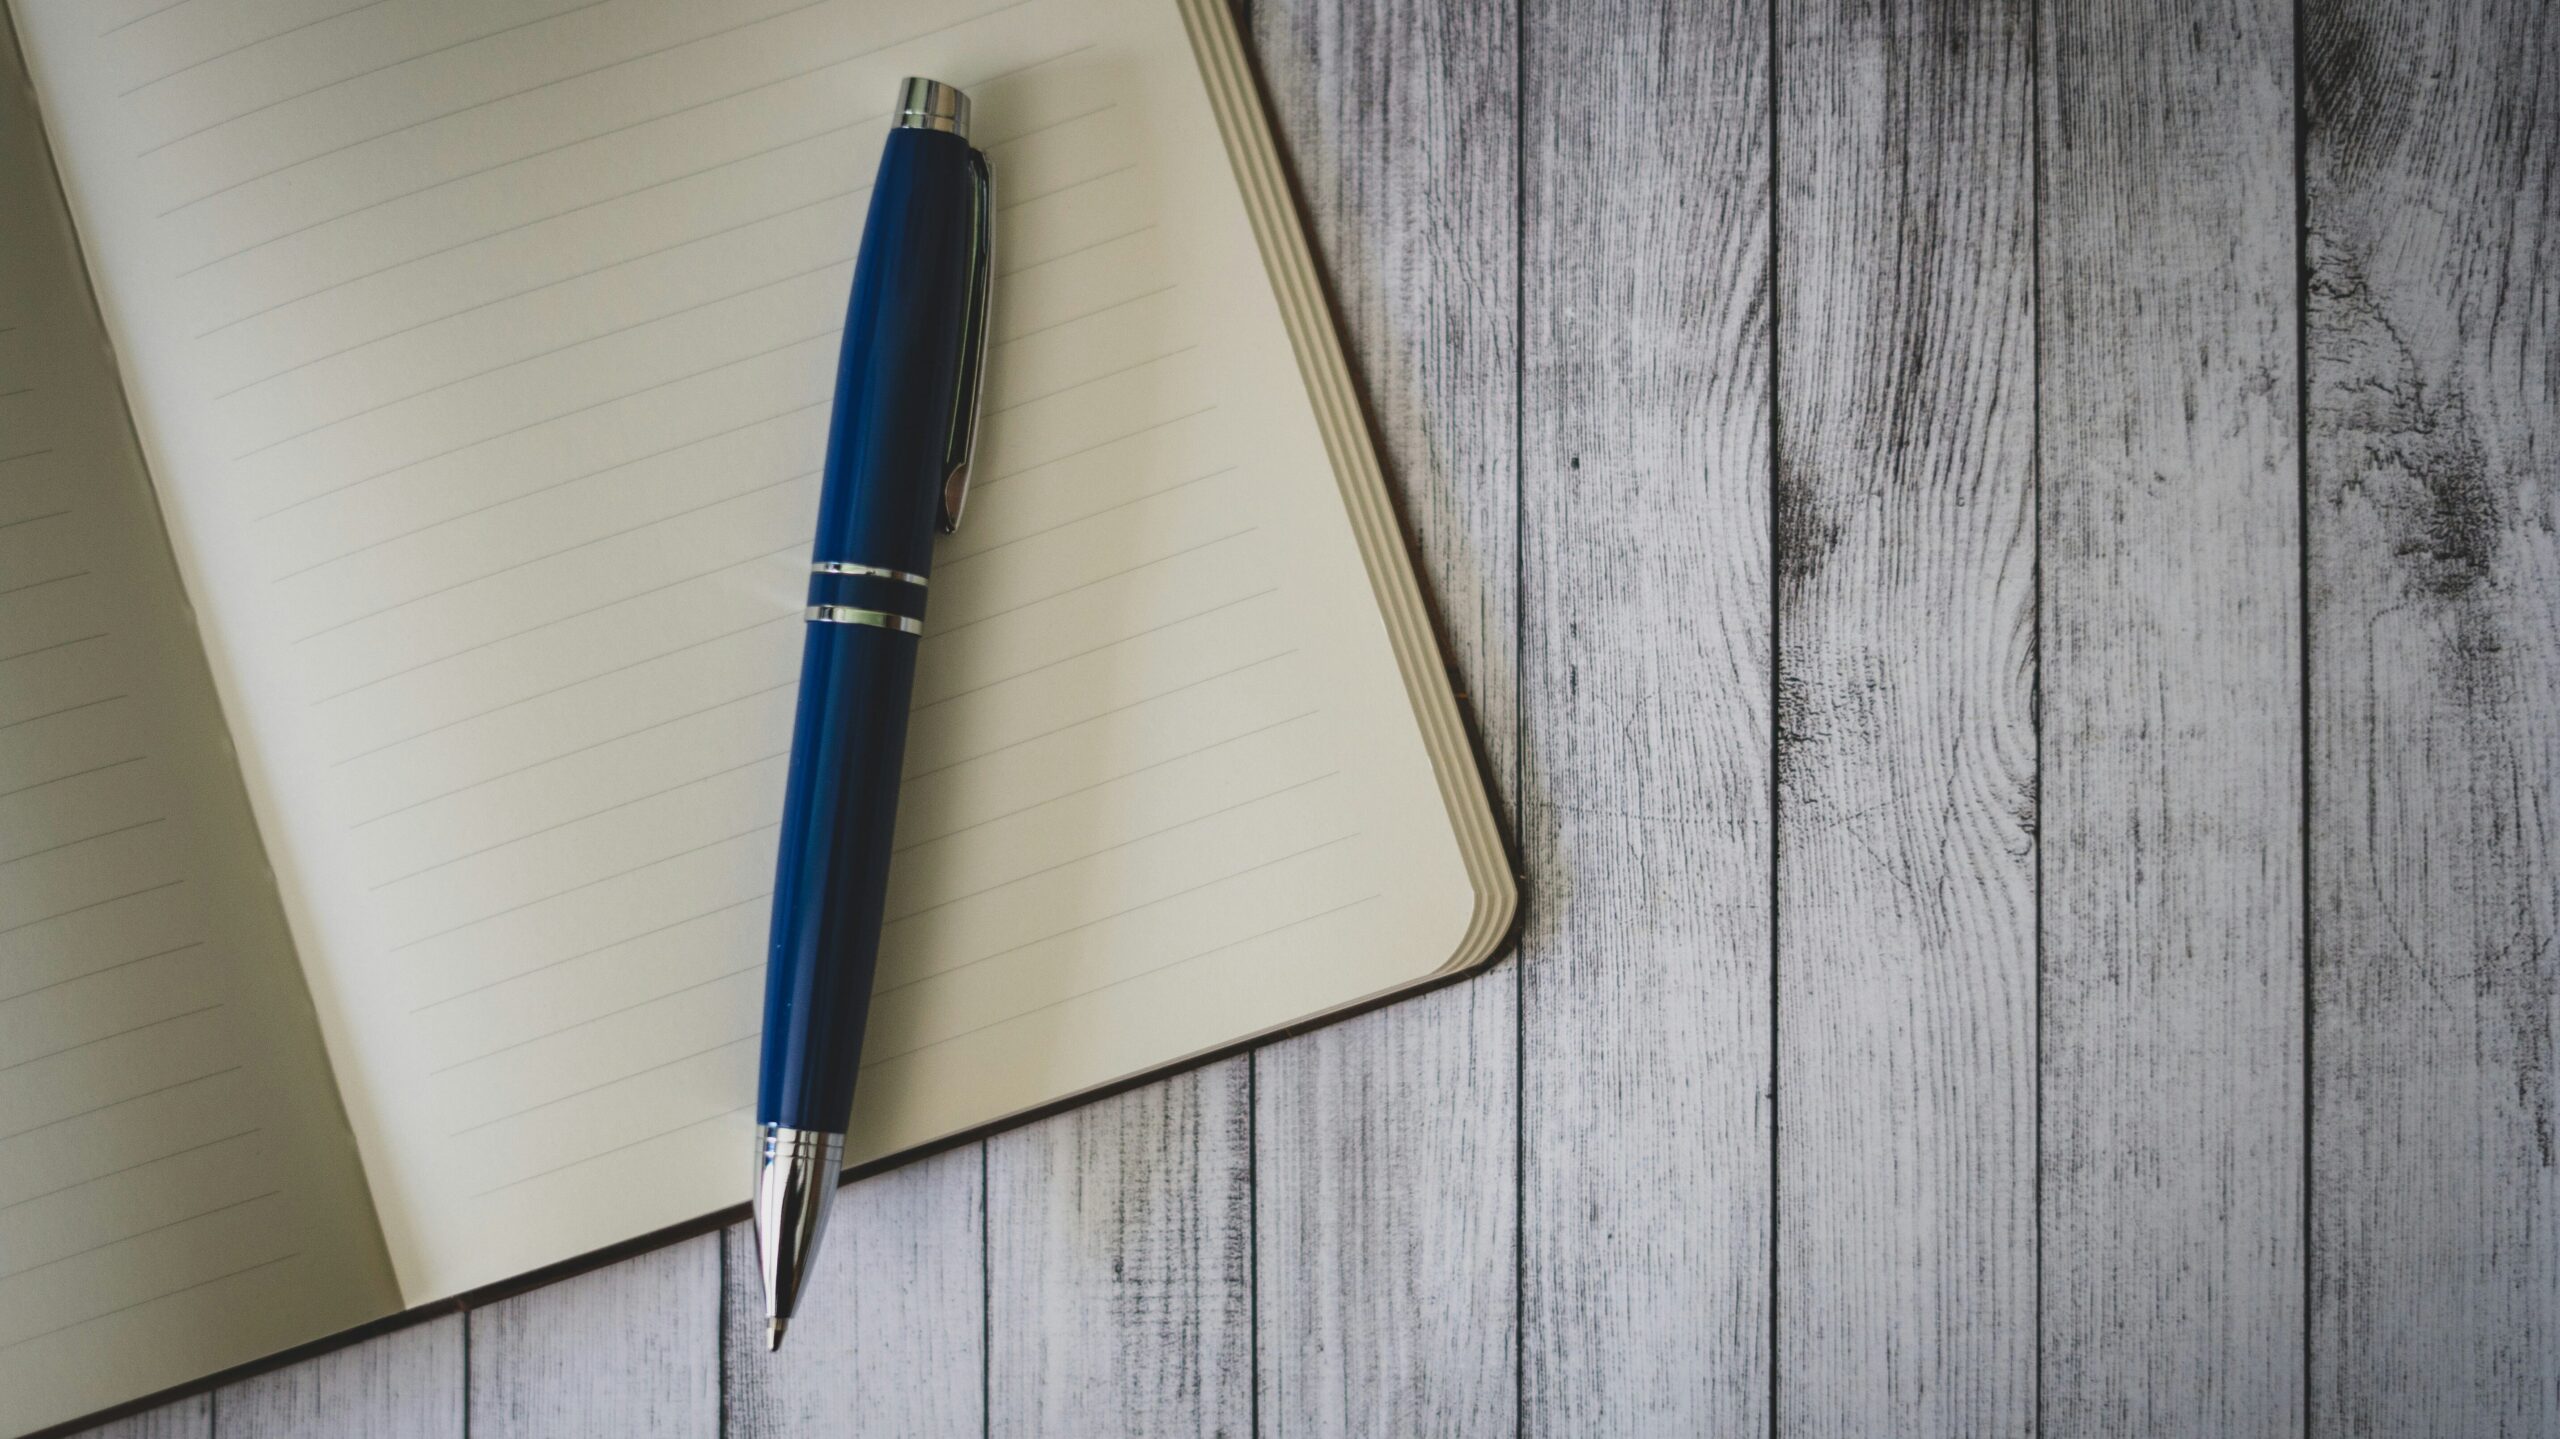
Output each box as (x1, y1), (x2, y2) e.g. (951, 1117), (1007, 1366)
(1773, 0), (2040, 1431)
(2037, 0), (2305, 1433)
(1248, 0), (1520, 1433)
(2306, 0), (2560, 1431)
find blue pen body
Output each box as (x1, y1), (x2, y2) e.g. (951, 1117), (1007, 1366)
(759, 119), (990, 1136)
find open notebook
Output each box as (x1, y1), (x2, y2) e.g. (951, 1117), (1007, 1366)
(0, 0), (1513, 1430)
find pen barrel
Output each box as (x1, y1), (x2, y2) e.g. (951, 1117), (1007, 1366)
(811, 125), (986, 577)
(758, 618), (921, 1131)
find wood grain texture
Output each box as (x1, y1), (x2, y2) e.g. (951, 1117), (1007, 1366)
(1773, 0), (2038, 1432)
(986, 1063), (1252, 1437)
(1244, 0), (1519, 1432)
(464, 1234), (718, 1439)
(213, 1318), (462, 1439)
(719, 1146), (984, 1438)
(1517, 0), (1772, 1432)
(2305, 0), (2560, 1432)
(2036, 0), (2305, 1433)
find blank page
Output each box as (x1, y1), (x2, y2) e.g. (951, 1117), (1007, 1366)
(13, 0), (1481, 1303)
(0, 16), (394, 1434)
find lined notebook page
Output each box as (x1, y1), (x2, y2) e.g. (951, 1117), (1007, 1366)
(0, 18), (394, 1434)
(13, 0), (1479, 1302)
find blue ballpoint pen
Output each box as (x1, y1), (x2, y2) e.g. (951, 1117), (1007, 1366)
(753, 77), (991, 1352)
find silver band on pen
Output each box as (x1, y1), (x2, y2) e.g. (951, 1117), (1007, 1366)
(805, 605), (924, 634)
(811, 560), (928, 588)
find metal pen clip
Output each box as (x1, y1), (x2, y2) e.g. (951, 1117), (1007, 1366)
(938, 143), (994, 533)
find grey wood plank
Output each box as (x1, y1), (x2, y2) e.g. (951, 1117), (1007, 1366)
(1773, 0), (2038, 1432)
(986, 1064), (1251, 1438)
(2305, 0), (2560, 1432)
(720, 1146), (984, 1438)
(1517, 0), (1772, 1432)
(1244, 0), (1519, 1433)
(66, 1398), (204, 1439)
(213, 1317), (463, 1439)
(2036, 0), (2305, 1432)
(464, 1235), (719, 1439)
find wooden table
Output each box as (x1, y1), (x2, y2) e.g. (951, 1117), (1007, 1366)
(77, 0), (2557, 1432)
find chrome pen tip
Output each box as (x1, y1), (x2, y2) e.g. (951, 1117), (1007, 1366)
(753, 1124), (843, 1354)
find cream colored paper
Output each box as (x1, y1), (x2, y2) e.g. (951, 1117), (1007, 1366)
(0, 15), (396, 1434)
(9, 0), (1486, 1307)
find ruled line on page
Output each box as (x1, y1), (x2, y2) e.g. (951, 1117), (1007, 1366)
(905, 648), (1298, 783)
(155, 0), (895, 217)
(237, 258), (852, 461)
(295, 469), (817, 644)
(429, 962), (761, 1077)
(0, 571), (90, 602)
(167, 4), (859, 224)
(0, 632), (106, 665)
(0, 447), (54, 465)
(211, 189), (863, 394)
(138, 0), (614, 158)
(891, 709), (1318, 857)
(0, 1251), (302, 1354)
(239, 159), (1160, 459)
(0, 1064), (238, 1145)
(981, 344), (1197, 418)
(966, 404), (1218, 494)
(201, 165), (863, 338)
(120, 0), (398, 98)
(411, 894), (769, 1016)
(0, 755), (147, 803)
(336, 629), (793, 780)
(98, 0), (199, 38)
(0, 510), (70, 534)
(927, 528), (1257, 642)
(253, 328), (838, 521)
(307, 543), (804, 708)
(991, 280), (1177, 349)
(470, 1107), (744, 1199)
(0, 693), (122, 734)
(161, 0), (1075, 281)
(0, 816), (168, 870)
(448, 1032), (755, 1138)
(192, 43), (1118, 344)
(998, 160), (1136, 214)
(389, 821), (779, 955)
(912, 588), (1278, 714)
(884, 770), (1342, 927)
(0, 941), (204, 1009)
(0, 1003), (223, 1077)
(0, 1190), (279, 1285)
(936, 462), (1235, 569)
(863, 894), (1383, 1067)
(167, 4), (1064, 264)
(998, 221), (1153, 280)
(0, 1126), (258, 1217)
(870, 831), (1360, 1002)
(199, 79), (1098, 357)
(271, 400), (827, 580)
(0, 879), (180, 941)
(370, 750), (789, 891)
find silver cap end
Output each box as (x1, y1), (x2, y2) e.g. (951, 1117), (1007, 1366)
(752, 1124), (844, 1339)
(895, 77), (970, 139)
